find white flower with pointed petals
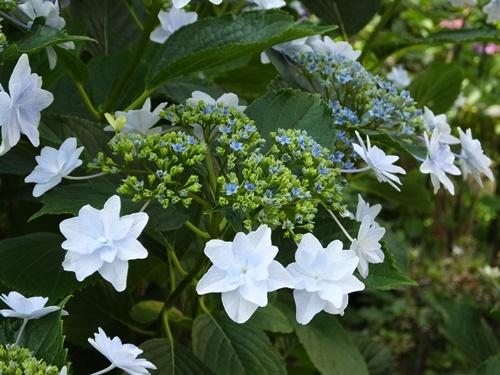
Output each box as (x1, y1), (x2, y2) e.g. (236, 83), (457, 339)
(349, 216), (385, 278)
(261, 37), (313, 64)
(483, 0), (500, 23)
(352, 131), (406, 191)
(420, 129), (461, 194)
(246, 0), (286, 9)
(104, 99), (167, 136)
(187, 91), (246, 112)
(423, 107), (459, 144)
(150, 7), (197, 44)
(386, 66), (411, 88)
(286, 234), (364, 324)
(25, 137), (84, 197)
(18, 0), (75, 69)
(173, 0), (222, 8)
(196, 225), (293, 323)
(60, 195), (149, 292)
(89, 327), (156, 375)
(0, 54), (53, 155)
(458, 128), (494, 186)
(0, 291), (60, 320)
(309, 36), (361, 60)
(355, 194), (381, 227)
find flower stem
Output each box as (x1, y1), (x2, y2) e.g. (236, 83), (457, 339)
(64, 172), (106, 180)
(162, 309), (174, 341)
(124, 1), (144, 30)
(184, 220), (211, 239)
(89, 363), (116, 375)
(167, 244), (187, 277)
(0, 11), (29, 29)
(102, 0), (163, 113)
(75, 83), (101, 120)
(15, 318), (29, 345)
(324, 205), (354, 242)
(139, 199), (152, 213)
(339, 166), (371, 174)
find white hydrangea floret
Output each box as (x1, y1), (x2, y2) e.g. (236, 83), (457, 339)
(458, 127), (494, 186)
(423, 106), (459, 144)
(420, 129), (461, 195)
(196, 225), (293, 323)
(483, 0), (500, 23)
(246, 0), (286, 9)
(187, 90), (247, 112)
(150, 7), (197, 44)
(25, 137), (84, 197)
(104, 98), (167, 136)
(309, 36), (361, 60)
(261, 37), (313, 64)
(349, 216), (386, 278)
(0, 291), (61, 320)
(386, 66), (412, 89)
(60, 195), (149, 292)
(352, 131), (406, 191)
(0, 54), (53, 155)
(355, 194), (381, 228)
(286, 233), (364, 324)
(89, 327), (157, 375)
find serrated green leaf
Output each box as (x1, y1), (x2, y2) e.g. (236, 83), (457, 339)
(351, 334), (394, 375)
(1, 19), (92, 61)
(300, 0), (380, 36)
(409, 62), (463, 114)
(147, 10), (334, 90)
(474, 354), (500, 375)
(0, 233), (97, 301)
(277, 296), (369, 375)
(0, 147), (36, 175)
(140, 338), (215, 375)
(246, 89), (334, 152)
(54, 46), (89, 84)
(29, 183), (142, 221)
(192, 313), (286, 375)
(247, 304), (294, 333)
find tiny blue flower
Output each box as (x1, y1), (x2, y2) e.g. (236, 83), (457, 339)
(219, 125), (232, 133)
(311, 143), (323, 158)
(292, 187), (304, 198)
(227, 118), (237, 126)
(244, 181), (257, 191)
(202, 106), (214, 115)
(187, 136), (198, 145)
(298, 136), (306, 150)
(276, 134), (292, 145)
(315, 181), (324, 192)
(224, 182), (238, 196)
(343, 159), (355, 169)
(244, 123), (255, 132)
(229, 139), (243, 151)
(172, 142), (188, 152)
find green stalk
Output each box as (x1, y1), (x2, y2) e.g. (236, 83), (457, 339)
(102, 0), (163, 113)
(358, 0), (403, 64)
(184, 220), (211, 239)
(75, 83), (100, 120)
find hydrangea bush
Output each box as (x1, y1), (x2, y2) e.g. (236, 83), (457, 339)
(0, 0), (497, 374)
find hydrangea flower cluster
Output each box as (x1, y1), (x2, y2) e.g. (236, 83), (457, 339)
(0, 344), (62, 375)
(90, 131), (206, 208)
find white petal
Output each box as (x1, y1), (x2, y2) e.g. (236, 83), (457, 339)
(221, 289), (259, 323)
(196, 266), (237, 294)
(293, 289), (326, 325)
(98, 258), (129, 292)
(267, 261), (294, 291)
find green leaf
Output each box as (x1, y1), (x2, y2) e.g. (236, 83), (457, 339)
(30, 183), (142, 221)
(351, 333), (394, 375)
(430, 297), (500, 368)
(277, 296), (369, 375)
(246, 89), (334, 152)
(192, 313), (286, 375)
(140, 338), (215, 375)
(247, 304), (294, 333)
(1, 19), (92, 61)
(0, 233), (96, 301)
(474, 354), (500, 375)
(147, 10), (334, 89)
(0, 147), (36, 175)
(408, 62), (463, 114)
(130, 301), (164, 324)
(54, 46), (90, 84)
(300, 0), (381, 36)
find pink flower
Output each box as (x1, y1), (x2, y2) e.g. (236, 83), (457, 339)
(439, 19), (464, 29)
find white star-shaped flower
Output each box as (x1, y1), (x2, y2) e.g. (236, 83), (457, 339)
(458, 127), (494, 186)
(60, 195), (149, 292)
(261, 37), (313, 64)
(25, 137), (84, 197)
(309, 36), (361, 60)
(104, 99), (167, 136)
(149, 7), (197, 44)
(352, 131), (406, 191)
(423, 107), (459, 144)
(187, 91), (246, 112)
(286, 234), (364, 324)
(196, 225), (293, 323)
(246, 0), (286, 9)
(89, 327), (156, 375)
(172, 0), (222, 8)
(420, 129), (461, 195)
(349, 216), (386, 278)
(18, 0), (75, 69)
(355, 194), (381, 227)
(386, 66), (411, 88)
(0, 291), (61, 320)
(448, 0), (477, 6)
(0, 54), (53, 155)
(483, 0), (500, 23)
